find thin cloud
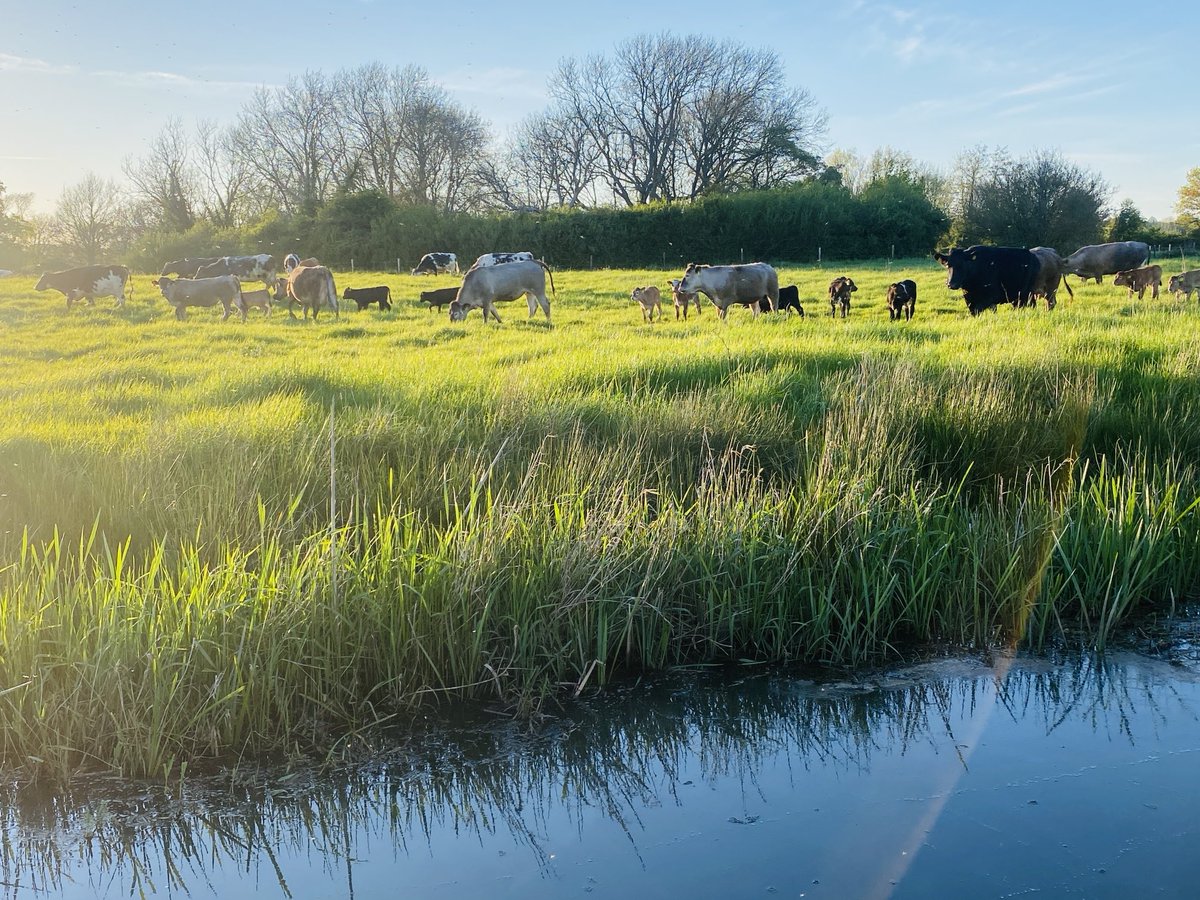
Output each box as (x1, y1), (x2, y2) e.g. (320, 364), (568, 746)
(93, 69), (272, 93)
(440, 66), (547, 102)
(0, 52), (76, 75)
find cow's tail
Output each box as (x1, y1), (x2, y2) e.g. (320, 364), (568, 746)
(537, 258), (556, 295)
(326, 268), (339, 319)
(1060, 273), (1074, 300)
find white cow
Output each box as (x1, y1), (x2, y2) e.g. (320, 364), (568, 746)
(449, 258), (554, 323)
(677, 262), (780, 319)
(153, 275), (241, 320)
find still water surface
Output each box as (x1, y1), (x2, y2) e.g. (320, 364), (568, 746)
(4, 644), (1199, 898)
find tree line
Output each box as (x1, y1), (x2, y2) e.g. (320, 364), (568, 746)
(1, 32), (1197, 271)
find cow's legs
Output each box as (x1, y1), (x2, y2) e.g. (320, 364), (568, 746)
(486, 301), (502, 323)
(536, 293), (551, 321)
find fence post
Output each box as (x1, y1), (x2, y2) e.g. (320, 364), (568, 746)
(397, 257), (401, 273)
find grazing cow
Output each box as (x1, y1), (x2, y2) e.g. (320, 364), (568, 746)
(631, 285), (662, 322)
(471, 251), (535, 269)
(1027, 247), (1073, 310)
(1062, 241), (1150, 284)
(343, 285), (393, 311)
(776, 284), (804, 316)
(1113, 264), (1163, 300)
(286, 264), (339, 320)
(160, 257), (221, 278)
(885, 280), (917, 321)
(677, 262), (779, 320)
(235, 286), (273, 319)
(153, 275), (241, 321)
(449, 258), (554, 323)
(1167, 270), (1200, 302)
(934, 246), (1040, 315)
(828, 276), (857, 317)
(195, 254), (278, 288)
(420, 286), (460, 311)
(668, 278), (702, 319)
(283, 253), (302, 273)
(35, 265), (130, 309)
(411, 252), (459, 276)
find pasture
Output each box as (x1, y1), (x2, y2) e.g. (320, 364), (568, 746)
(1, 257), (1199, 779)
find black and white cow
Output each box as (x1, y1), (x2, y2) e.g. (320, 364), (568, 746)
(411, 252), (459, 276)
(470, 251), (535, 269)
(195, 254), (278, 288)
(36, 265), (131, 309)
(160, 257), (221, 278)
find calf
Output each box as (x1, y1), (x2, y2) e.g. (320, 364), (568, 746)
(668, 278), (701, 319)
(343, 285), (393, 311)
(1113, 264), (1163, 300)
(236, 286), (273, 319)
(777, 284), (804, 316)
(885, 280), (917, 321)
(1168, 270), (1200, 302)
(36, 265), (131, 309)
(828, 276), (857, 318)
(153, 275), (241, 320)
(420, 287), (460, 311)
(631, 285), (662, 322)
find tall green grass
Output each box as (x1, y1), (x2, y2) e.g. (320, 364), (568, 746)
(0, 259), (1198, 779)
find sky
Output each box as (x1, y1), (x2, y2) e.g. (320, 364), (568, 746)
(2, 0), (1196, 219)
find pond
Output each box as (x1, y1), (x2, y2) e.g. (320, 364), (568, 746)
(4, 635), (1199, 899)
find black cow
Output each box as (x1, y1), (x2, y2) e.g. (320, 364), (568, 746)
(934, 246), (1039, 315)
(777, 284), (804, 316)
(343, 285), (393, 311)
(886, 280), (917, 321)
(160, 257), (221, 277)
(420, 286), (460, 310)
(35, 265), (131, 309)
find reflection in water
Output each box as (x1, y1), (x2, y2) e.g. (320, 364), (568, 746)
(2, 650), (1198, 898)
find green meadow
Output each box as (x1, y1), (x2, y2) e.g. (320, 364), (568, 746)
(1, 257), (1198, 779)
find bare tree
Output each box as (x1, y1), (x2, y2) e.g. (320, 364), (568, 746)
(551, 34), (826, 205)
(54, 173), (128, 265)
(485, 108), (602, 211)
(195, 120), (252, 227)
(122, 118), (197, 231)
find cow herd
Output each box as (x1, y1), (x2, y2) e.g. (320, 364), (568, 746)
(26, 241), (1199, 326)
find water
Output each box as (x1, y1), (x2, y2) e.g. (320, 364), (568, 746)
(4, 643), (1200, 899)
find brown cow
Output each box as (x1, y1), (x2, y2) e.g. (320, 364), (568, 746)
(1113, 264), (1162, 300)
(1028, 247), (1074, 310)
(828, 276), (857, 318)
(286, 264), (339, 320)
(1167, 270), (1200, 302)
(631, 285), (662, 323)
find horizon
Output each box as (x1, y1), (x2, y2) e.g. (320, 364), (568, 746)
(2, 0), (1196, 220)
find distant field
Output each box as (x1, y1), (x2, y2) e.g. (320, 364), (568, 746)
(1, 257), (1199, 779)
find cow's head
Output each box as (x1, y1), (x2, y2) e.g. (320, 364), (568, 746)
(448, 301), (468, 322)
(678, 263), (706, 293)
(934, 248), (975, 290)
(34, 273), (51, 291)
(1168, 275), (1183, 292)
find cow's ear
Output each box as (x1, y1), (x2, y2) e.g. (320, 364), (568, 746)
(934, 252), (948, 266)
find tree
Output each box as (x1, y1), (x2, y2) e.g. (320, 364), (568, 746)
(1177, 167), (1200, 229)
(0, 181), (31, 267)
(195, 120), (252, 228)
(123, 118), (197, 231)
(959, 149), (1108, 250)
(53, 174), (128, 265)
(483, 108), (602, 211)
(1106, 199), (1146, 242)
(550, 33), (826, 206)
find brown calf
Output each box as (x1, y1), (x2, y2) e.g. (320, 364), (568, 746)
(828, 276), (857, 318)
(1168, 270), (1200, 302)
(631, 285), (663, 323)
(668, 278), (701, 319)
(1113, 264), (1162, 300)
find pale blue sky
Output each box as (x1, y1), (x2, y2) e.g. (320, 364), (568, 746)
(2, 0), (1195, 218)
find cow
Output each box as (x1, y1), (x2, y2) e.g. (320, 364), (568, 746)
(934, 246), (1039, 315)
(153, 275), (241, 321)
(286, 264), (339, 320)
(343, 285), (393, 311)
(235, 286), (273, 319)
(411, 252), (459, 276)
(677, 262), (779, 320)
(420, 286), (460, 311)
(1062, 241), (1150, 284)
(471, 251), (535, 269)
(885, 279), (917, 321)
(283, 253), (301, 273)
(828, 276), (857, 318)
(35, 265), (130, 310)
(1113, 264), (1163, 300)
(160, 257), (221, 278)
(631, 285), (662, 323)
(195, 254), (278, 288)
(777, 284), (804, 316)
(1167, 270), (1200, 302)
(449, 258), (554, 323)
(668, 278), (702, 320)
(1028, 247), (1073, 310)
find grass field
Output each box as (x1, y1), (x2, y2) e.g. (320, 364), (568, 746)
(1, 256), (1199, 779)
